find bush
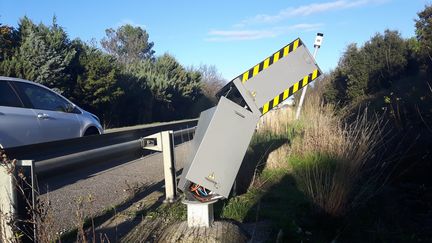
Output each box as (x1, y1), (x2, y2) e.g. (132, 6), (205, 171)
(324, 30), (411, 105)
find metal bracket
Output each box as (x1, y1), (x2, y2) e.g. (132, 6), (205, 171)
(141, 133), (163, 152)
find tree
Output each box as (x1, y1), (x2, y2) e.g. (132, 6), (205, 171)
(153, 54), (202, 115)
(101, 24), (155, 64)
(115, 71), (154, 126)
(0, 17), (76, 96)
(197, 64), (225, 100)
(363, 30), (408, 91)
(75, 44), (124, 126)
(416, 4), (432, 69)
(324, 30), (410, 105)
(0, 15), (208, 126)
(0, 23), (18, 61)
(324, 44), (369, 103)
(128, 54), (203, 121)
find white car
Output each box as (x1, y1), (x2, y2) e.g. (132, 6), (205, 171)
(0, 76), (103, 148)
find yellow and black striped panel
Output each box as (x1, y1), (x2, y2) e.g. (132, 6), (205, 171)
(260, 69), (321, 115)
(240, 38), (303, 83)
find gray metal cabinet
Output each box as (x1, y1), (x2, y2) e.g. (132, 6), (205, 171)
(179, 37), (322, 199)
(179, 97), (259, 198)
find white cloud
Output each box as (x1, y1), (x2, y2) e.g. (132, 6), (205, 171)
(206, 23), (323, 42)
(236, 0), (389, 27)
(206, 30), (276, 41)
(205, 0), (389, 42)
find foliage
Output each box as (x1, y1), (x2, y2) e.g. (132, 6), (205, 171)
(324, 30), (411, 105)
(128, 54), (203, 121)
(0, 16), (212, 127)
(0, 23), (18, 61)
(74, 42), (124, 124)
(221, 188), (262, 222)
(196, 64), (225, 101)
(416, 4), (432, 68)
(101, 24), (155, 64)
(0, 17), (76, 96)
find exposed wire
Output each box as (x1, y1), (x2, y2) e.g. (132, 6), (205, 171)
(189, 183), (214, 202)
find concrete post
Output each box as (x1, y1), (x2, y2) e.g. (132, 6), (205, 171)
(295, 33), (323, 120)
(142, 131), (177, 203)
(0, 165), (17, 242)
(161, 131), (177, 203)
(0, 160), (35, 243)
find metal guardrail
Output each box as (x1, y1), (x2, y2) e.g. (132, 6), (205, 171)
(4, 119), (197, 178)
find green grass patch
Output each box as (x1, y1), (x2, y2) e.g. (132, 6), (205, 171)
(221, 187), (263, 222)
(220, 132), (345, 241)
(220, 166), (315, 241)
(289, 152), (339, 193)
(146, 201), (186, 221)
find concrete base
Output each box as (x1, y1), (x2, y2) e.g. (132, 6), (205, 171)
(158, 221), (248, 243)
(182, 199), (217, 228)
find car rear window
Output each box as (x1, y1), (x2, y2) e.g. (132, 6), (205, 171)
(0, 82), (23, 108)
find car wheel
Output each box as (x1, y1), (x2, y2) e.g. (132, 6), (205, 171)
(84, 127), (99, 136)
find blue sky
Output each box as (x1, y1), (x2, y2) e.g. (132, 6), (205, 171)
(0, 0), (429, 80)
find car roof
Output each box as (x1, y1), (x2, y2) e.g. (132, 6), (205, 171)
(0, 76), (55, 90)
(0, 76), (33, 83)
(0, 76), (80, 106)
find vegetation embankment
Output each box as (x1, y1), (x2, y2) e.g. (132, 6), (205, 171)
(2, 4), (432, 243)
(220, 4), (432, 242)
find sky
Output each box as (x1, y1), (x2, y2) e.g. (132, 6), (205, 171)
(0, 0), (430, 80)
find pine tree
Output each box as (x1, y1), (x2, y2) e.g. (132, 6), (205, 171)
(1, 17), (76, 95)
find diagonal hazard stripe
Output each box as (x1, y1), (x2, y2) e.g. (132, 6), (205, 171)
(259, 69), (321, 115)
(240, 38), (303, 83)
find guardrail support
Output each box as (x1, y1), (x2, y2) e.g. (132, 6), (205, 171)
(1, 160), (36, 243)
(142, 131), (177, 203)
(0, 163), (16, 242)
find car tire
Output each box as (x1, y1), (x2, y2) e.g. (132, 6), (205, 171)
(84, 127), (99, 136)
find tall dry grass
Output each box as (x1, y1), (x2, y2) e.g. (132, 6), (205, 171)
(259, 92), (388, 217)
(0, 149), (95, 243)
(257, 106), (296, 135)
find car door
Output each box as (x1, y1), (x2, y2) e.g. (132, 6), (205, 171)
(0, 81), (42, 148)
(13, 81), (82, 143)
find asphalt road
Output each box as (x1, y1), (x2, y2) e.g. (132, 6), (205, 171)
(38, 142), (192, 235)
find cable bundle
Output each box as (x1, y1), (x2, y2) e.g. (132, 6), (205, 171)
(189, 183), (222, 202)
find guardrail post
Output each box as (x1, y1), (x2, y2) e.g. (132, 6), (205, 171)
(1, 160), (36, 243)
(161, 131), (177, 202)
(0, 163), (16, 242)
(142, 130), (177, 203)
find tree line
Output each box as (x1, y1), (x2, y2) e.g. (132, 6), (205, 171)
(322, 5), (432, 107)
(0, 17), (225, 127)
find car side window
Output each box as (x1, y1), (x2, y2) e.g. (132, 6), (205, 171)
(14, 82), (73, 113)
(0, 82), (23, 108)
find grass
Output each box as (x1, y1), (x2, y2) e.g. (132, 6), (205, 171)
(146, 201), (186, 222)
(219, 87), (390, 241)
(4, 74), (429, 242)
(221, 187), (263, 222)
(226, 82), (432, 240)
